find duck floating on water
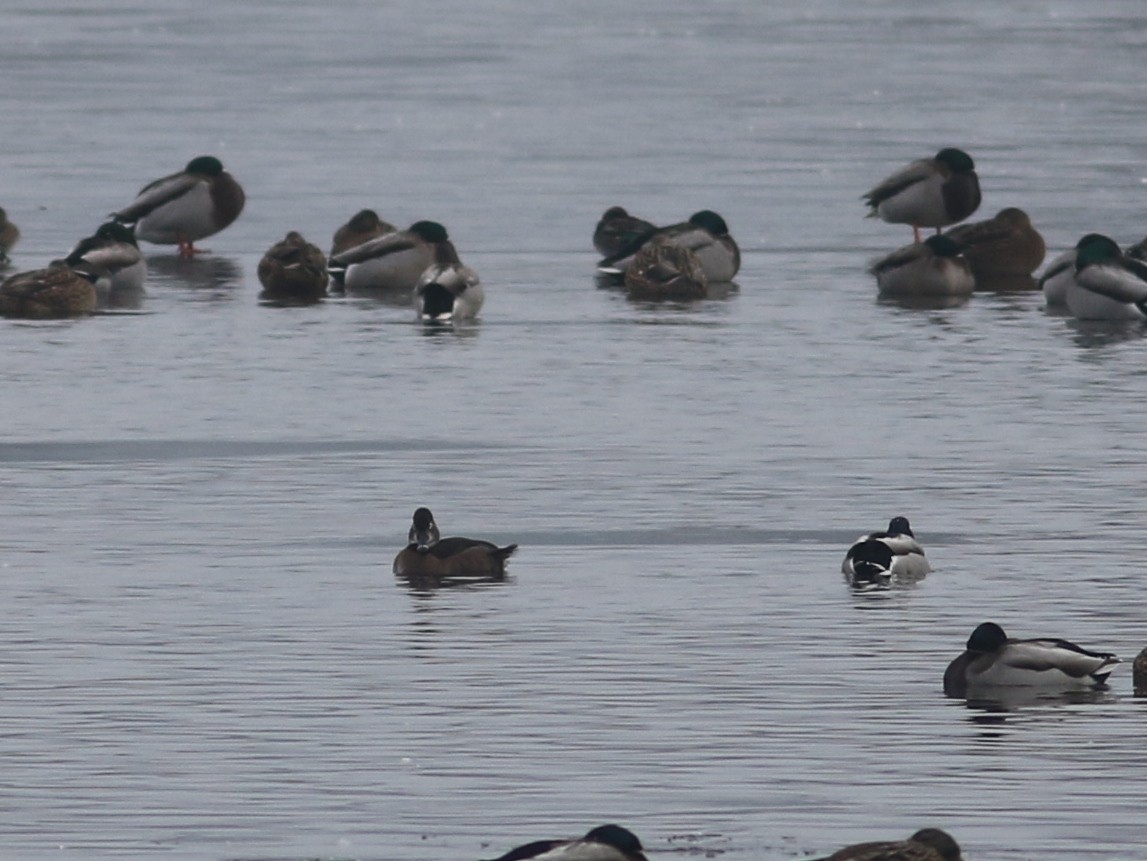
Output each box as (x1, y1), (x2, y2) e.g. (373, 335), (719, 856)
(598, 210), (740, 282)
(842, 516), (931, 583)
(1065, 232), (1147, 321)
(0, 260), (99, 319)
(484, 824), (648, 861)
(943, 621), (1120, 698)
(257, 231), (328, 303)
(393, 507), (517, 579)
(870, 236), (974, 297)
(814, 828), (962, 861)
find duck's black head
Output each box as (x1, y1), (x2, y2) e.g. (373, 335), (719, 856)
(886, 516), (913, 536)
(909, 828), (962, 861)
(185, 155), (225, 176)
(966, 622), (1007, 654)
(409, 220), (449, 243)
(688, 210), (729, 236)
(585, 824), (644, 855)
(934, 148), (975, 173)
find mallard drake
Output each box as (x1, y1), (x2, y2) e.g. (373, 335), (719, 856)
(942, 207), (1045, 278)
(66, 222), (146, 304)
(485, 824), (648, 861)
(1038, 247), (1076, 306)
(1065, 233), (1147, 320)
(257, 231), (328, 303)
(598, 210), (740, 282)
(870, 235), (974, 297)
(842, 516), (931, 582)
(840, 538), (894, 590)
(392, 507), (517, 579)
(329, 209), (396, 256)
(0, 261), (98, 319)
(593, 206), (657, 258)
(624, 235), (708, 299)
(864, 148), (981, 243)
(112, 155), (245, 257)
(0, 207), (20, 264)
(815, 828), (961, 861)
(943, 621), (1120, 698)
(328, 220), (451, 293)
(415, 254), (483, 321)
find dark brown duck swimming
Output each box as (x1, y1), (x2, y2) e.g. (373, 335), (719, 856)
(814, 828), (962, 861)
(392, 507), (517, 579)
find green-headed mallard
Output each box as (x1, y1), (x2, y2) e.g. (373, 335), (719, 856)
(864, 148), (981, 243)
(112, 155), (245, 257)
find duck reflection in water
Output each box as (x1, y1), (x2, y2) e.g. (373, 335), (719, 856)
(146, 253), (242, 294)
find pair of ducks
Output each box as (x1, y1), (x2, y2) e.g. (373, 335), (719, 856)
(483, 824), (961, 861)
(843, 518), (1126, 698)
(593, 207), (741, 299)
(864, 148), (1047, 297)
(0, 155), (244, 319)
(257, 214), (482, 321)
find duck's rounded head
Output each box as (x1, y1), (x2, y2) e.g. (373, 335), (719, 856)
(408, 507), (439, 553)
(348, 209), (385, 231)
(910, 829), (962, 861)
(410, 220), (449, 243)
(185, 155), (225, 176)
(585, 824), (644, 854)
(886, 516), (914, 536)
(602, 206), (630, 219)
(94, 221), (139, 244)
(1074, 233), (1122, 270)
(935, 148), (975, 172)
(967, 621), (1008, 653)
(688, 210), (729, 236)
(924, 235), (964, 258)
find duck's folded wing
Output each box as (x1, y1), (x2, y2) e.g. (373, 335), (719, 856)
(944, 218), (1009, 248)
(1007, 639), (1119, 677)
(1076, 264), (1147, 305)
(329, 231), (419, 266)
(862, 158), (935, 207)
(868, 243), (924, 275)
(486, 839), (566, 861)
(597, 224), (662, 269)
(428, 536), (500, 557)
(113, 171), (202, 222)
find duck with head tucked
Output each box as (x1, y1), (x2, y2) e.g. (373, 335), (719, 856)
(593, 206), (657, 258)
(942, 206), (1045, 281)
(842, 516), (931, 583)
(66, 221), (146, 306)
(869, 235), (974, 297)
(329, 208), (396, 256)
(943, 621), (1120, 699)
(1065, 232), (1147, 320)
(257, 231), (329, 303)
(624, 235), (709, 300)
(414, 228), (483, 321)
(0, 260), (99, 319)
(393, 507), (517, 579)
(112, 155), (245, 257)
(0, 207), (20, 264)
(484, 824), (648, 861)
(814, 828), (962, 861)
(864, 148), (981, 244)
(598, 209), (740, 282)
(328, 219), (454, 294)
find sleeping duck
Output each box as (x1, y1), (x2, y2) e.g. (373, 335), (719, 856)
(112, 155), (245, 257)
(943, 621), (1120, 698)
(484, 824), (648, 861)
(814, 828), (962, 861)
(863, 148), (981, 244)
(842, 516), (931, 582)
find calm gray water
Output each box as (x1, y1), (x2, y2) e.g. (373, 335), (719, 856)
(2, 2), (1146, 860)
